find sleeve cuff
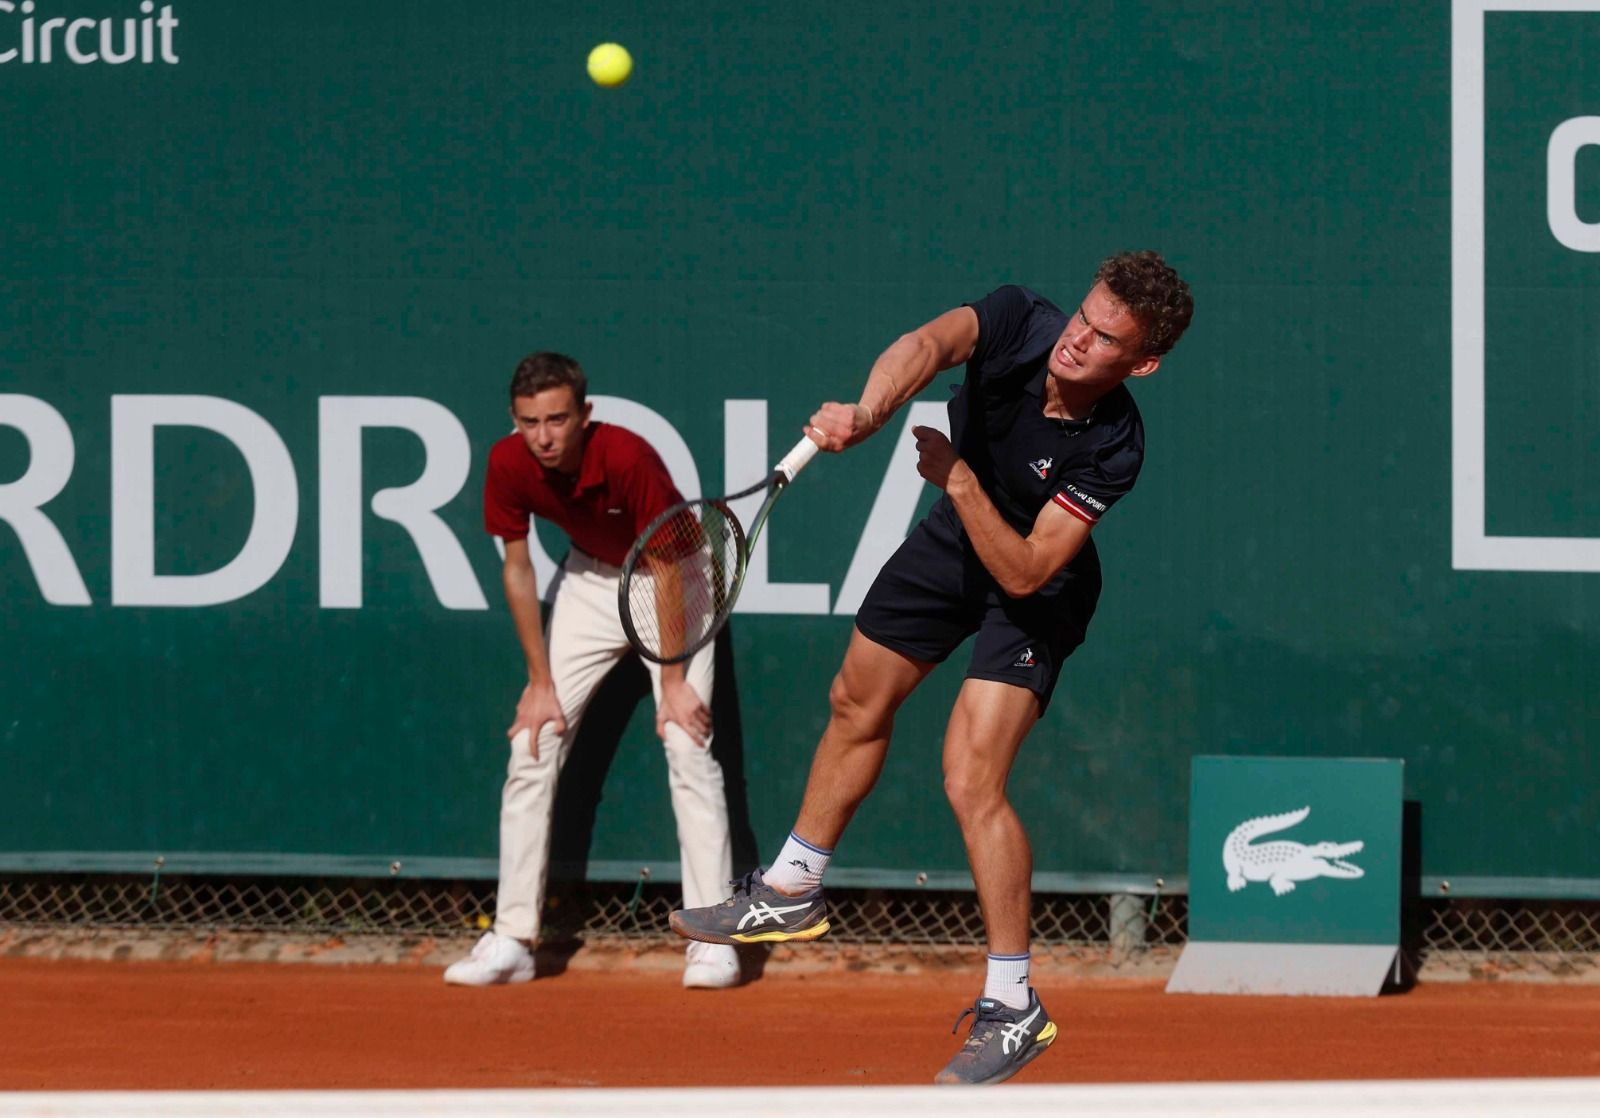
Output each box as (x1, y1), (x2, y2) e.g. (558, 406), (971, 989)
(1051, 491), (1100, 524)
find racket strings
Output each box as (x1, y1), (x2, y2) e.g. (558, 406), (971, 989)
(625, 502), (741, 661)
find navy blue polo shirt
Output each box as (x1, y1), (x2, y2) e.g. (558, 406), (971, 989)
(929, 283), (1145, 596)
(853, 284), (1146, 704)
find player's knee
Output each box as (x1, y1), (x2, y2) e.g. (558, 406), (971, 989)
(942, 769), (974, 816)
(827, 669), (882, 735)
(942, 767), (1003, 822)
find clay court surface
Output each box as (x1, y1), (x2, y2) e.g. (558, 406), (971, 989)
(2, 956), (1598, 1090)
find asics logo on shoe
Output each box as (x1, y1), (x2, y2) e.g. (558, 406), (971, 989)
(1001, 1005), (1042, 1055)
(735, 900), (814, 930)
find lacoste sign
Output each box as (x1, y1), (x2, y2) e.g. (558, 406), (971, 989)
(1223, 806), (1365, 897)
(1170, 756), (1402, 997)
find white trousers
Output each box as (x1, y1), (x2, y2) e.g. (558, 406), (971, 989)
(493, 548), (731, 942)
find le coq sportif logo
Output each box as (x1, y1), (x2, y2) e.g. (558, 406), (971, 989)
(0, 1), (179, 65)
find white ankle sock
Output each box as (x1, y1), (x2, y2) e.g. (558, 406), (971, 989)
(761, 832), (832, 895)
(984, 952), (1032, 1010)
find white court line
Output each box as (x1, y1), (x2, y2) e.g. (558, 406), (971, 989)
(4, 1080), (1600, 1118)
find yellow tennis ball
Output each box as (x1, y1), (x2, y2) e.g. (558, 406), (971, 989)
(587, 42), (632, 88)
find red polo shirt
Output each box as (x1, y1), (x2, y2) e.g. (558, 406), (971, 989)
(483, 422), (684, 568)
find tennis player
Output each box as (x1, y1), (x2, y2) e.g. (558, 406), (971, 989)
(672, 252), (1194, 1081)
(445, 352), (740, 990)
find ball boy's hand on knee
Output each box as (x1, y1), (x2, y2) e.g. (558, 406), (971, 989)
(509, 682), (566, 761)
(657, 678), (712, 747)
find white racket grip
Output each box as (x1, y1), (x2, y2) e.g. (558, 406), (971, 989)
(775, 434), (821, 483)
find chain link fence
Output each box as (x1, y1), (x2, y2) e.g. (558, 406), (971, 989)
(0, 873), (1595, 979)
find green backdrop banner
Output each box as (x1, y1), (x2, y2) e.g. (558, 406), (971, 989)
(2, 1), (1597, 891)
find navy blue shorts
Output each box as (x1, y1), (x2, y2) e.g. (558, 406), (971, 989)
(853, 514), (1100, 714)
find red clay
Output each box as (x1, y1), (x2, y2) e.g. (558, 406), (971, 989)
(1, 958), (1598, 1090)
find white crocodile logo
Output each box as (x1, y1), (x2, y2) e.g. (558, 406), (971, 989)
(1223, 806), (1365, 896)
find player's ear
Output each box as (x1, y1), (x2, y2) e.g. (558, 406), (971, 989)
(1128, 353), (1161, 379)
(579, 399), (594, 426)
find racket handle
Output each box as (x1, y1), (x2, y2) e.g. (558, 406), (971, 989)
(776, 434), (821, 483)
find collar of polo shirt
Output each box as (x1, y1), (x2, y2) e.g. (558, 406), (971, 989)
(1022, 369), (1097, 428)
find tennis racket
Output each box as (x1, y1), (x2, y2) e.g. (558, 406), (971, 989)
(619, 434), (820, 664)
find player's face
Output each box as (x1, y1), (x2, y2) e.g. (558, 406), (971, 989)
(511, 387), (592, 473)
(1046, 282), (1161, 390)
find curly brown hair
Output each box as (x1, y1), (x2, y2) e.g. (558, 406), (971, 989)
(509, 352), (587, 407)
(1094, 251), (1194, 357)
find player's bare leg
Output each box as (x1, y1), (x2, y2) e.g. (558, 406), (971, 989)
(790, 627), (935, 850)
(941, 678), (1038, 955)
(669, 628), (930, 946)
(934, 677), (1056, 1085)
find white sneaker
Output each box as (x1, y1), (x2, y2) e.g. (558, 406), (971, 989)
(683, 941), (741, 989)
(443, 931), (536, 986)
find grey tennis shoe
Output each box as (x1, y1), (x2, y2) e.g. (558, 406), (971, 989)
(669, 868), (830, 945)
(934, 988), (1057, 1086)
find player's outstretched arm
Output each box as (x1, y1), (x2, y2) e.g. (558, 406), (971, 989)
(806, 306), (979, 452)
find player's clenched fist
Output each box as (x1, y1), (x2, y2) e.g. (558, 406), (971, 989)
(912, 425), (969, 492)
(805, 401), (875, 452)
